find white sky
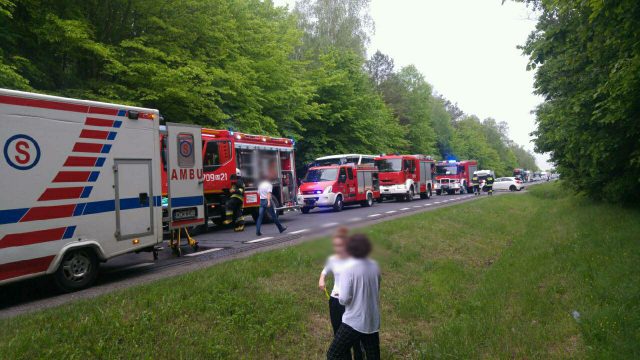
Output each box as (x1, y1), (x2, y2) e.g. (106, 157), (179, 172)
(273, 0), (550, 169)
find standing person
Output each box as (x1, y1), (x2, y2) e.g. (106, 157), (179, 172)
(223, 169), (245, 232)
(255, 175), (287, 236)
(486, 174), (495, 196)
(327, 234), (381, 360)
(319, 228), (363, 360)
(471, 173), (480, 196)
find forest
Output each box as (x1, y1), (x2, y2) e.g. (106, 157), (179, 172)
(0, 0), (538, 175)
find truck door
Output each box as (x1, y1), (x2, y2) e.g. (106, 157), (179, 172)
(114, 159), (153, 240)
(345, 167), (357, 200)
(165, 123), (204, 229)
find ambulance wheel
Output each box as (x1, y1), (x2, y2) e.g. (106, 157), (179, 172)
(361, 193), (374, 207)
(333, 195), (344, 212)
(301, 206), (311, 214)
(54, 248), (99, 292)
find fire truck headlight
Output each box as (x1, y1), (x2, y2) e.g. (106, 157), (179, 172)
(324, 186), (332, 194)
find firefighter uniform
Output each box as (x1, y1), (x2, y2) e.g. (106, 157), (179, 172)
(486, 175), (495, 196)
(224, 177), (245, 231)
(471, 175), (480, 196)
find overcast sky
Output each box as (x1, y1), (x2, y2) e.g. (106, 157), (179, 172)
(273, 0), (549, 168)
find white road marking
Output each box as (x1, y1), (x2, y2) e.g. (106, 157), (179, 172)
(185, 248), (224, 256)
(290, 229), (308, 234)
(433, 202), (441, 204)
(348, 217), (363, 222)
(385, 210), (397, 214)
(425, 203), (433, 206)
(413, 205), (422, 208)
(368, 214), (382, 218)
(400, 208), (411, 210)
(322, 222), (339, 228)
(245, 237), (274, 244)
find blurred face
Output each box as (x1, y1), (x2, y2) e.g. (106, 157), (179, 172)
(332, 237), (348, 258)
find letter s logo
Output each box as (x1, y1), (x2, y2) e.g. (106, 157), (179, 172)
(15, 140), (30, 164)
(4, 134), (41, 170)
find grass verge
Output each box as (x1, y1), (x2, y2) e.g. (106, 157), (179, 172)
(1, 183), (638, 359)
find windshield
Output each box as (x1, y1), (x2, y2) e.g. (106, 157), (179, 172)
(304, 168), (338, 182)
(436, 165), (458, 175)
(375, 159), (402, 172)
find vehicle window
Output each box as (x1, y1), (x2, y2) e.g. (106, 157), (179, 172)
(339, 167), (347, 181)
(237, 149), (256, 188)
(304, 168), (338, 182)
(203, 140), (232, 172)
(361, 157), (375, 165)
(375, 159), (402, 172)
(347, 167), (354, 180)
(435, 164), (458, 175)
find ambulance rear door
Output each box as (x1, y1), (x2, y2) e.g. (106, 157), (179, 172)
(165, 123), (204, 229)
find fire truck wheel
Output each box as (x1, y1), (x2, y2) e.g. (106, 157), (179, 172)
(333, 195), (344, 212)
(361, 193), (374, 207)
(301, 206), (311, 214)
(53, 248), (99, 292)
(405, 187), (415, 202)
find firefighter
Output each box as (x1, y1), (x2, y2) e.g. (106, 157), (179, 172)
(223, 169), (245, 232)
(486, 174), (495, 196)
(471, 173), (480, 196)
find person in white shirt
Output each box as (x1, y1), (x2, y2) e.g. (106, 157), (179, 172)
(255, 176), (286, 236)
(327, 234), (381, 360)
(318, 228), (363, 360)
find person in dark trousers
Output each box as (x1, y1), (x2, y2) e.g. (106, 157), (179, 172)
(319, 228), (363, 360)
(223, 169), (245, 232)
(486, 174), (495, 195)
(255, 175), (286, 236)
(471, 173), (480, 196)
(327, 234), (381, 360)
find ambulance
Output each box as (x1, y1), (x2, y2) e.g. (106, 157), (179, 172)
(0, 89), (204, 291)
(297, 163), (380, 213)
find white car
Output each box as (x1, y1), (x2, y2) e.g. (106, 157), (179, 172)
(493, 177), (524, 191)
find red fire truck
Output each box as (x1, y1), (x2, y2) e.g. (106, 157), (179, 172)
(297, 164), (380, 213)
(374, 155), (435, 201)
(161, 128), (297, 231)
(434, 160), (478, 195)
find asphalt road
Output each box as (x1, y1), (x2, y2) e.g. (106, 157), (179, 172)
(0, 185), (537, 319)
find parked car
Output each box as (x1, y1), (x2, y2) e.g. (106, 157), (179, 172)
(493, 177), (524, 191)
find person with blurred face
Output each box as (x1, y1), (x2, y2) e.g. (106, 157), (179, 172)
(327, 234), (381, 360)
(319, 228), (363, 359)
(255, 173), (286, 236)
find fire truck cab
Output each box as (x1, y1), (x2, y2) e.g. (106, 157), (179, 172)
(162, 128), (297, 231)
(374, 155), (435, 201)
(297, 164), (380, 213)
(434, 160), (478, 195)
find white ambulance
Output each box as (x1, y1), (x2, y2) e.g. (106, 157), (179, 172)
(0, 89), (204, 291)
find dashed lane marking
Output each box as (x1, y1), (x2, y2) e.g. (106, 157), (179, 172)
(290, 229), (308, 235)
(348, 217), (363, 222)
(368, 214), (382, 218)
(322, 222), (339, 228)
(185, 248), (224, 256)
(245, 237), (274, 244)
(385, 210), (397, 214)
(400, 208), (410, 210)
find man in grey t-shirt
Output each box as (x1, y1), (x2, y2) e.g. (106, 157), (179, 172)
(327, 234), (381, 360)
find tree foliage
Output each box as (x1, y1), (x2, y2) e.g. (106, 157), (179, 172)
(519, 0), (640, 203)
(0, 0), (538, 175)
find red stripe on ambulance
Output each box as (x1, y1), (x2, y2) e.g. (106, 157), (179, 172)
(53, 171), (91, 182)
(0, 227), (67, 249)
(20, 204), (76, 222)
(72, 142), (104, 153)
(64, 156), (98, 167)
(37, 187), (84, 201)
(85, 117), (114, 127)
(0, 256), (55, 281)
(80, 129), (110, 140)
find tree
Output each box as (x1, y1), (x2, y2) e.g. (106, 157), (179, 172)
(519, 0), (640, 203)
(365, 50), (394, 88)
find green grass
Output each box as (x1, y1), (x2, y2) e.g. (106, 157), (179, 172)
(1, 183), (639, 359)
